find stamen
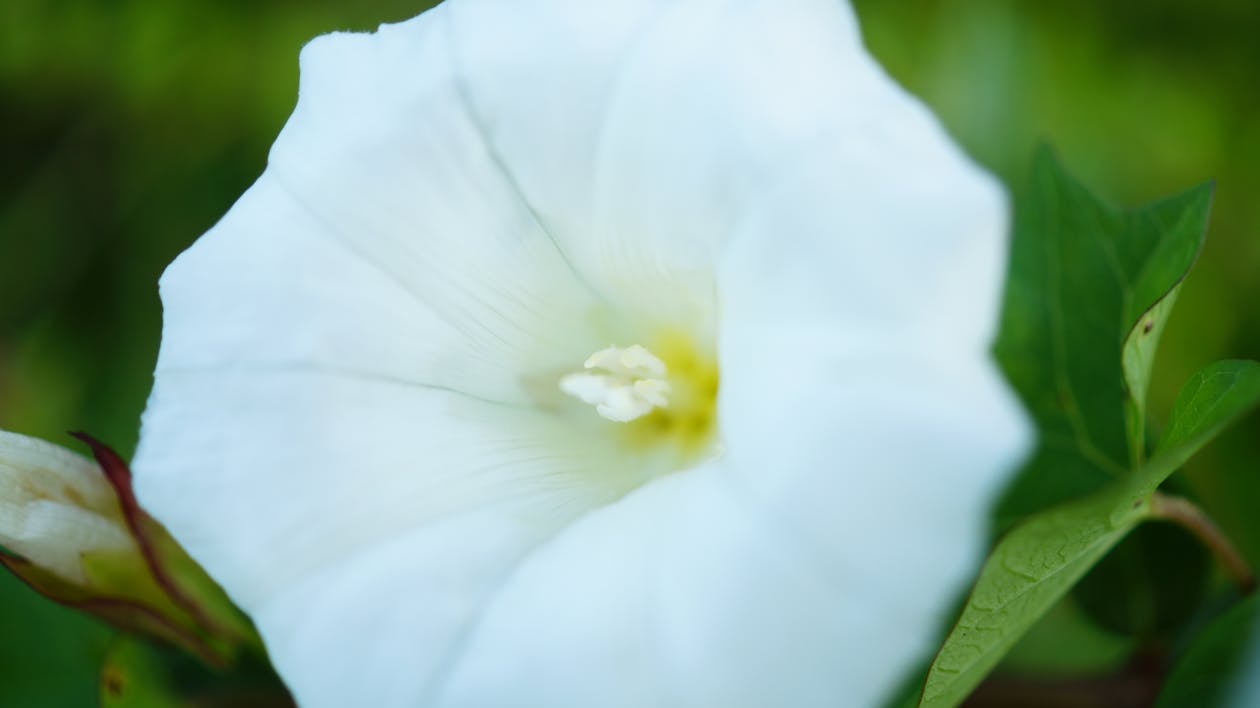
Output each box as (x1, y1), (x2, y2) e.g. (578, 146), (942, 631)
(561, 345), (671, 422)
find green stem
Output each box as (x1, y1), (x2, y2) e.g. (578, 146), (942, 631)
(1150, 492), (1255, 595)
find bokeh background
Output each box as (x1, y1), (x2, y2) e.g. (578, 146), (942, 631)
(1, 0), (1257, 705)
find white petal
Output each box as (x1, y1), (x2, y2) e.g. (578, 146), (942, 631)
(447, 0), (867, 308)
(716, 99), (1011, 359)
(153, 174), (526, 402)
(431, 464), (882, 708)
(136, 370), (640, 608)
(444, 0), (691, 286)
(448, 0), (1001, 345)
(263, 8), (609, 401)
(252, 502), (553, 706)
(244, 458), (913, 708)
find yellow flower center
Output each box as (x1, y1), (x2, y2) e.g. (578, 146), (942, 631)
(560, 331), (719, 465)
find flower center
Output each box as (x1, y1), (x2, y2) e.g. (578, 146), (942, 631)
(560, 333), (720, 465)
(559, 345), (671, 423)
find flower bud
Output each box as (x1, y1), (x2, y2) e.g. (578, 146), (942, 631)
(0, 429), (134, 584)
(0, 429), (259, 667)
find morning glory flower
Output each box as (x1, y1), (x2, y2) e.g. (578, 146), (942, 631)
(133, 1), (1029, 706)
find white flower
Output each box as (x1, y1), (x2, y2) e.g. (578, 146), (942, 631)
(0, 430), (132, 585)
(133, 1), (1029, 706)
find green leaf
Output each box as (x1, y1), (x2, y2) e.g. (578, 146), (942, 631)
(919, 485), (1150, 708)
(1157, 595), (1260, 708)
(1129, 360), (1260, 499)
(993, 148), (1212, 523)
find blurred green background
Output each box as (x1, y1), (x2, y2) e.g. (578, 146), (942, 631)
(1, 0), (1258, 705)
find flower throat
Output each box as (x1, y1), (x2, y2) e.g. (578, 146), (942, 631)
(560, 331), (719, 464)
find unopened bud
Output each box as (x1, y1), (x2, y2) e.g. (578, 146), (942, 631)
(0, 430), (134, 584)
(0, 429), (259, 668)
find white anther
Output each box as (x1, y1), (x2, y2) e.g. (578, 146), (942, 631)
(561, 345), (671, 422)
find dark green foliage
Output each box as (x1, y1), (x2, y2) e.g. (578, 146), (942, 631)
(992, 149), (1210, 526)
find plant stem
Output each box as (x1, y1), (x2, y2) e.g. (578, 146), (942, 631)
(1149, 492), (1256, 595)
